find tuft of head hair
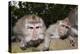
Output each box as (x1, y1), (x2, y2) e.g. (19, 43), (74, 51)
(23, 15), (42, 24)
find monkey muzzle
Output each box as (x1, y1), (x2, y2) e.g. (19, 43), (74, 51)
(20, 32), (44, 50)
(27, 39), (44, 47)
(60, 30), (70, 40)
(20, 39), (44, 50)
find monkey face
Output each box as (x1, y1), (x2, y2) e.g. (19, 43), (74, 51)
(58, 24), (69, 36)
(57, 19), (71, 39)
(24, 22), (45, 41)
(13, 15), (46, 50)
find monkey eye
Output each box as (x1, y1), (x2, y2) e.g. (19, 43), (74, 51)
(65, 26), (69, 29)
(61, 25), (69, 29)
(36, 26), (40, 29)
(61, 25), (65, 27)
(50, 34), (53, 36)
(28, 27), (33, 29)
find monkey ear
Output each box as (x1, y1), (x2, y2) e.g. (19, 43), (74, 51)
(63, 17), (69, 22)
(63, 17), (71, 27)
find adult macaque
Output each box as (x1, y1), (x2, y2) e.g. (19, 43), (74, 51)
(42, 18), (77, 51)
(41, 7), (78, 51)
(13, 15), (46, 50)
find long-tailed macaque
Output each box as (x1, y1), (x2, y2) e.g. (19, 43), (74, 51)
(42, 18), (78, 51)
(13, 15), (46, 50)
(41, 7), (78, 51)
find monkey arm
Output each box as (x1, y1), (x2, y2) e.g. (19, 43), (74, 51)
(70, 27), (78, 36)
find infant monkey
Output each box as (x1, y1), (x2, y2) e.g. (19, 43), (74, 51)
(13, 15), (46, 50)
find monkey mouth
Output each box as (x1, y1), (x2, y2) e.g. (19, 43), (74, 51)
(60, 34), (69, 40)
(26, 39), (44, 47)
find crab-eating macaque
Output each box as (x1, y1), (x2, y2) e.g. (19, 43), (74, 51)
(13, 15), (46, 50)
(42, 18), (78, 51)
(42, 7), (78, 51)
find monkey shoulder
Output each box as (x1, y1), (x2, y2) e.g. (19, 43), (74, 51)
(46, 24), (58, 33)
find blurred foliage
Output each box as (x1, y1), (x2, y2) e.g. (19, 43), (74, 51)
(9, 1), (77, 27)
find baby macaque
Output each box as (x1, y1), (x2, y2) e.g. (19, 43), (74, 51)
(13, 15), (46, 50)
(42, 18), (77, 51)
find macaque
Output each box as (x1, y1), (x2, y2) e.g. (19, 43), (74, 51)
(13, 15), (46, 50)
(37, 8), (78, 51)
(42, 18), (78, 51)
